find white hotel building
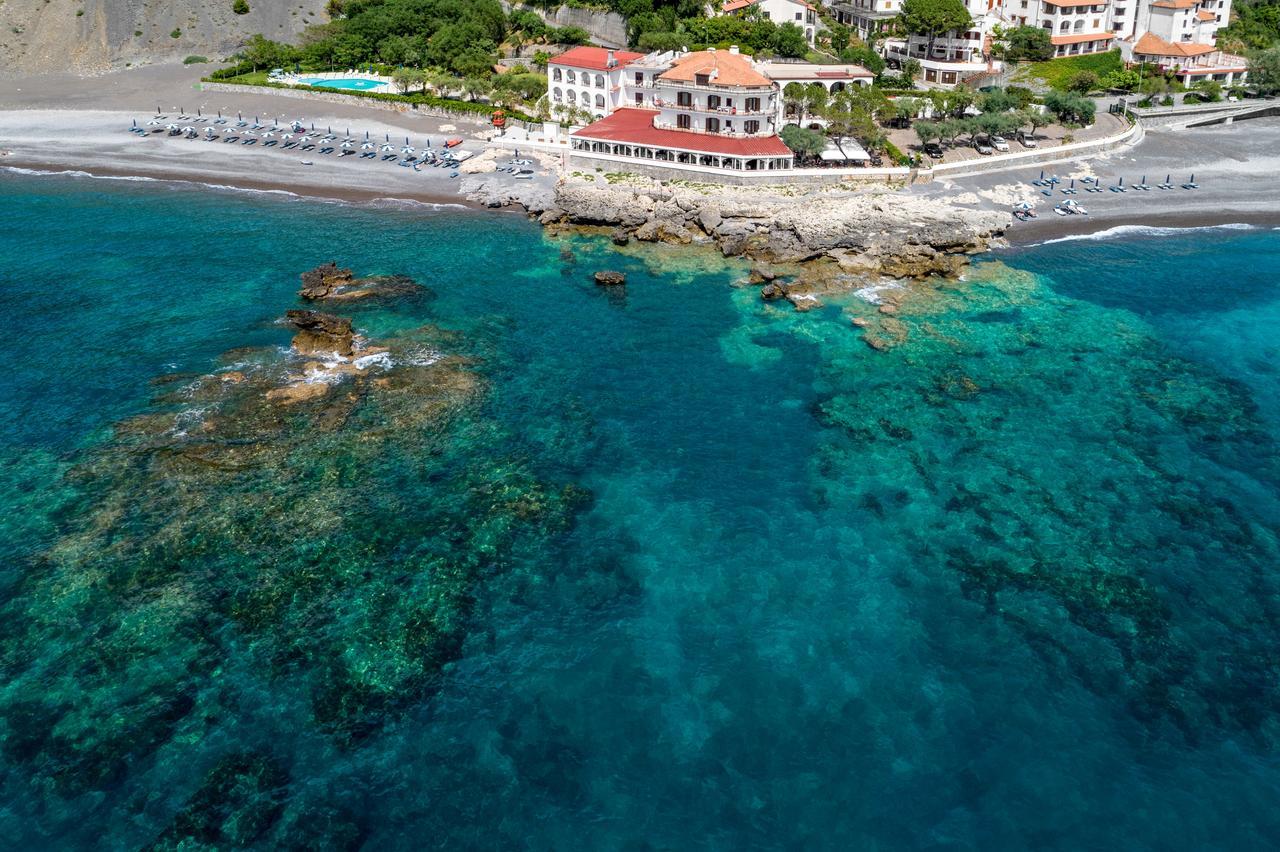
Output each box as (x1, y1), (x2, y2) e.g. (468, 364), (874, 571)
(545, 46), (873, 173)
(873, 0), (1239, 87)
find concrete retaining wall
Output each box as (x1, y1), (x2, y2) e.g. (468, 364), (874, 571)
(505, 3), (628, 48)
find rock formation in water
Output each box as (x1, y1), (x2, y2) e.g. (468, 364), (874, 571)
(286, 310), (355, 357)
(298, 263), (426, 303)
(465, 174), (1009, 282)
(593, 270), (626, 286)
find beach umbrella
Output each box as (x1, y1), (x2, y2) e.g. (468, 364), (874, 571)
(341, 140), (354, 149)
(205, 127), (216, 135)
(242, 129), (256, 138)
(301, 135), (314, 144)
(401, 144), (415, 155)
(262, 130), (276, 139)
(380, 143), (394, 152)
(361, 141), (375, 150)
(282, 133), (294, 141)
(385, 132), (390, 142)
(131, 119), (137, 128)
(147, 118), (161, 126)
(165, 123), (178, 130)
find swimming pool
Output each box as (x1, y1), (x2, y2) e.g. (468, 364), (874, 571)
(299, 78), (387, 91)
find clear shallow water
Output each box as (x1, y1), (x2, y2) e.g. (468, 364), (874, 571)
(1, 174), (1278, 850)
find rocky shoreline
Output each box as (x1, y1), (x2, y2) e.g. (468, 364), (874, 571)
(465, 173), (1011, 299)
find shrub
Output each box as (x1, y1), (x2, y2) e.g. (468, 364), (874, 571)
(884, 139), (910, 166)
(1102, 69), (1141, 91)
(170, 28), (182, 38)
(233, 0), (250, 12)
(76, 9), (84, 16)
(183, 55), (209, 64)
(1000, 25), (1053, 62)
(1160, 94), (1174, 105)
(1067, 70), (1099, 93)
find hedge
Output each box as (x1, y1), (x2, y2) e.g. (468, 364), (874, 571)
(204, 76), (535, 122)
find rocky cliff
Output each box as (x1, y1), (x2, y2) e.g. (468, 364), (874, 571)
(468, 175), (1010, 285)
(0, 0), (327, 75)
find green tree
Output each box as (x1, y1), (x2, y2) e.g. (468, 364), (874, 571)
(1101, 69), (1141, 91)
(1000, 25), (1052, 61)
(780, 124), (827, 159)
(913, 119), (939, 147)
(900, 0), (972, 54)
(772, 22), (809, 57)
(1249, 44), (1280, 95)
(901, 57), (922, 84)
(392, 68), (416, 94)
(232, 0), (250, 14)
(1067, 70), (1100, 93)
(1018, 106), (1048, 136)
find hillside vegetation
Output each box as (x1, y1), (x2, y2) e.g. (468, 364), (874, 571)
(0, 0), (327, 75)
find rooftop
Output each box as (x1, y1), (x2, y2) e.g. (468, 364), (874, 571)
(722, 0), (816, 11)
(756, 61), (875, 80)
(1050, 32), (1115, 45)
(549, 46), (646, 72)
(572, 108), (792, 157)
(1151, 0), (1199, 7)
(658, 49), (773, 88)
(1131, 32), (1217, 56)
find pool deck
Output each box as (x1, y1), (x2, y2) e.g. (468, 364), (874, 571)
(280, 72), (393, 94)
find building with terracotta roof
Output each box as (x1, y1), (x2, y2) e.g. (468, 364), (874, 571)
(569, 107), (794, 174)
(1117, 0), (1243, 85)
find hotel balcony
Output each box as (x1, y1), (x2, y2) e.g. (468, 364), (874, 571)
(652, 121), (775, 138)
(652, 98), (774, 116)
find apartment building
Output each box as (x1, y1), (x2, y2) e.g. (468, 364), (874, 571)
(722, 0), (823, 44)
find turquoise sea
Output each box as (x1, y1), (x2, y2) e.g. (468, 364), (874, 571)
(1, 172), (1278, 850)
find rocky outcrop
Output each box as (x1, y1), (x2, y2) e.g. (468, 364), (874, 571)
(286, 310), (354, 357)
(299, 263), (423, 302)
(594, 270), (626, 286)
(533, 179), (1010, 284)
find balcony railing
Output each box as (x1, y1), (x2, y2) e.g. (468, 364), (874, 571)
(653, 121), (773, 138)
(645, 77), (774, 95)
(652, 98), (774, 116)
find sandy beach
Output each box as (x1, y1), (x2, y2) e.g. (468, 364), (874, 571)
(0, 63), (558, 208)
(914, 117), (1280, 243)
(3, 62), (1279, 239)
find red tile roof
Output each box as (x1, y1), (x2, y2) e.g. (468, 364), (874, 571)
(1152, 0), (1198, 7)
(1196, 9), (1216, 19)
(1131, 32), (1216, 56)
(550, 46), (645, 72)
(1050, 32), (1114, 45)
(571, 108), (792, 158)
(659, 49), (773, 88)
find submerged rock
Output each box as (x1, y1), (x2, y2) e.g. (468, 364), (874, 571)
(594, 270), (626, 287)
(299, 262), (425, 302)
(760, 282), (786, 301)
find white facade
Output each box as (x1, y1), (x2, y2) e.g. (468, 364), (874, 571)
(722, 0), (822, 44)
(874, 0), (1234, 87)
(547, 47), (645, 121)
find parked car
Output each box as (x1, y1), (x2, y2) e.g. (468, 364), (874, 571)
(974, 140), (994, 155)
(923, 142), (944, 159)
(990, 135), (1010, 152)
(1018, 133), (1039, 149)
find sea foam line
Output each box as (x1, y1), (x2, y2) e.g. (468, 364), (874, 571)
(1033, 222), (1257, 246)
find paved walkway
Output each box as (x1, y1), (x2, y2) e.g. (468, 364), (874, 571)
(887, 111), (1128, 166)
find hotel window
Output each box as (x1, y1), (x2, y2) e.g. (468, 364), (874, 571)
(746, 96), (761, 111)
(677, 91), (692, 106)
(553, 68), (562, 81)
(677, 113), (691, 129)
(708, 94), (721, 108)
(635, 72), (644, 85)
(706, 117), (720, 133)
(635, 92), (644, 105)
(745, 120), (760, 133)
(566, 70), (575, 83)
(595, 74), (605, 87)
(795, 11), (802, 19)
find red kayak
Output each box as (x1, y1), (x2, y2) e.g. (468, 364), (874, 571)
(445, 137), (463, 148)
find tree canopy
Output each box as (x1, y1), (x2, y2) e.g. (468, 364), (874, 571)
(900, 0), (972, 38)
